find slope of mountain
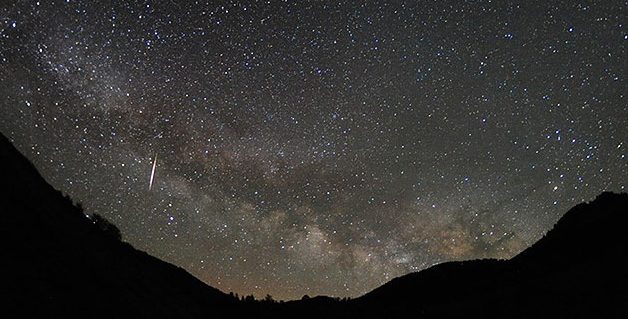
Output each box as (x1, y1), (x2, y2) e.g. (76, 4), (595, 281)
(0, 133), (239, 318)
(1, 131), (627, 318)
(353, 192), (628, 318)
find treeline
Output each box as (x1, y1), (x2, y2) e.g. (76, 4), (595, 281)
(228, 292), (352, 304)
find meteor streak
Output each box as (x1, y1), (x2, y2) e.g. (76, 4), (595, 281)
(149, 154), (157, 191)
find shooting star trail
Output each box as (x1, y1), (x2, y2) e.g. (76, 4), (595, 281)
(149, 154), (157, 191)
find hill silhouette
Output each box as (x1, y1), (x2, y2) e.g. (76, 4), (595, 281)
(1, 131), (626, 318)
(352, 191), (628, 318)
(0, 133), (241, 318)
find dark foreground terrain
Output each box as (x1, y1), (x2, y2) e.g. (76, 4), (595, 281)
(1, 132), (626, 318)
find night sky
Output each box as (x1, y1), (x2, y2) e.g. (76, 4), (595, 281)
(1, 1), (626, 300)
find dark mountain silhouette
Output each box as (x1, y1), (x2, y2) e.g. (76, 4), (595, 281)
(1, 131), (626, 318)
(0, 133), (241, 318)
(351, 191), (628, 318)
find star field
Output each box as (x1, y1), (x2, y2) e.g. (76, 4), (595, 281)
(0, 1), (626, 300)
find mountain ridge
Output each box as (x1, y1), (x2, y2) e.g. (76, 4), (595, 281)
(0, 133), (239, 318)
(352, 191), (628, 318)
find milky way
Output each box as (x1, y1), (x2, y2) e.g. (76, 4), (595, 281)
(0, 1), (626, 300)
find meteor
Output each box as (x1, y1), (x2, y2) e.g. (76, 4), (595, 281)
(149, 154), (157, 191)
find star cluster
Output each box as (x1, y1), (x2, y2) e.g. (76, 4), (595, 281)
(0, 1), (626, 300)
